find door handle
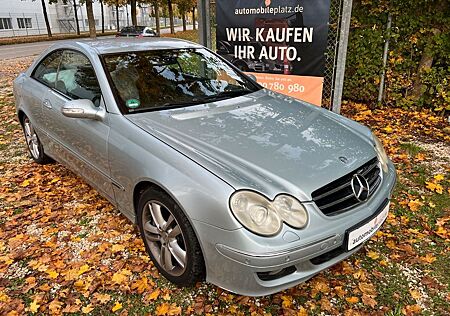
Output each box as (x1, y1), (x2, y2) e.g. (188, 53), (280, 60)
(43, 99), (52, 109)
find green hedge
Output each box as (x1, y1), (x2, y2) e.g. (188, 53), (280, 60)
(344, 0), (450, 112)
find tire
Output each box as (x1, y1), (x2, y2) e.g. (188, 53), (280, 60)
(21, 115), (52, 165)
(137, 187), (205, 286)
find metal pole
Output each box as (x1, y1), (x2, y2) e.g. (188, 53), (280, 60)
(197, 0), (211, 48)
(35, 13), (40, 35)
(10, 13), (15, 37)
(331, 0), (353, 114)
(378, 13), (392, 103)
(24, 13), (29, 36)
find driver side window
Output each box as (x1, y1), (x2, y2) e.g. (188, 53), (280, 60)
(32, 50), (63, 88)
(56, 50), (102, 107)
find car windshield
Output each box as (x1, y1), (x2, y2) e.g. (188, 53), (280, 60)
(101, 48), (260, 113)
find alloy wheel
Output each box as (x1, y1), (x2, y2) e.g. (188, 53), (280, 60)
(23, 117), (40, 159)
(142, 201), (187, 276)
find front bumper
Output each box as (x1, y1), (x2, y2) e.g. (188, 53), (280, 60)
(193, 162), (397, 296)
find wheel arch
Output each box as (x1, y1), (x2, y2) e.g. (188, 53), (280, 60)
(132, 179), (207, 276)
(17, 110), (26, 125)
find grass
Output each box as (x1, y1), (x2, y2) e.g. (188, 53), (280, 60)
(400, 142), (424, 156)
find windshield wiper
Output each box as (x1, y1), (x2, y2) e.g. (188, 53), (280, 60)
(127, 90), (253, 114)
(194, 89), (252, 102)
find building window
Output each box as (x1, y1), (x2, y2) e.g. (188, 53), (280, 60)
(17, 18), (32, 29)
(0, 18), (13, 30)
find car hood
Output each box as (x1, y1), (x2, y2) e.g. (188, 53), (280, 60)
(127, 90), (377, 201)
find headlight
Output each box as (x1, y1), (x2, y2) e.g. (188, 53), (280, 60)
(373, 134), (389, 173)
(229, 191), (308, 236)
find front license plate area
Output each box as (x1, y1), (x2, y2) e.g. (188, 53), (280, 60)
(346, 201), (390, 251)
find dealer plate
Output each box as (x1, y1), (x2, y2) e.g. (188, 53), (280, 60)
(347, 202), (390, 251)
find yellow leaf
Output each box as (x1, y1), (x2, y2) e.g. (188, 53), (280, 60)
(410, 289), (421, 300)
(168, 304), (182, 315)
(435, 184), (443, 194)
(408, 199), (423, 212)
(147, 289), (160, 301)
(49, 177), (60, 184)
(426, 182), (437, 191)
(420, 254), (437, 264)
(281, 295), (293, 308)
(297, 307), (308, 316)
(111, 302), (122, 312)
(21, 179), (30, 187)
(383, 126), (393, 133)
(78, 264), (90, 276)
(156, 302), (170, 315)
(0, 255), (13, 266)
(111, 244), (125, 253)
(46, 270), (59, 279)
(111, 269), (131, 284)
(0, 292), (9, 303)
(29, 300), (40, 313)
(48, 300), (63, 314)
(82, 304), (94, 314)
(346, 296), (359, 304)
(131, 277), (150, 294)
(434, 174), (444, 181)
(367, 250), (380, 260)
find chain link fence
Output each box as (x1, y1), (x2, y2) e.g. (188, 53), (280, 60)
(0, 11), (183, 38)
(207, 0), (345, 110)
(322, 0), (343, 110)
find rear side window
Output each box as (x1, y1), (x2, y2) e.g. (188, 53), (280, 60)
(32, 50), (62, 87)
(55, 50), (102, 106)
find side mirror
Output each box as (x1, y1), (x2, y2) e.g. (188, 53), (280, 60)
(247, 73), (257, 82)
(61, 99), (105, 121)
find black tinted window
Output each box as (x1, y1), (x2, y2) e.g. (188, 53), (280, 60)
(32, 50), (62, 87)
(56, 51), (102, 106)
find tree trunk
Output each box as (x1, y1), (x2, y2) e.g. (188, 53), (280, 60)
(131, 0), (137, 26)
(154, 3), (160, 35)
(40, 0), (52, 37)
(410, 29), (441, 101)
(192, 7), (196, 30)
(116, 3), (120, 32)
(85, 0), (96, 39)
(100, 0), (105, 33)
(73, 0), (80, 35)
(168, 0), (174, 34)
(182, 13), (186, 31)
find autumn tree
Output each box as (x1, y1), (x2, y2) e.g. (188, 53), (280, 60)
(79, 0), (97, 38)
(99, 0), (105, 33)
(176, 0), (195, 31)
(167, 0), (174, 33)
(73, 0), (81, 35)
(36, 0), (52, 37)
(345, 0), (450, 112)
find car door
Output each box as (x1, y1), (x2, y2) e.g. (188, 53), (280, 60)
(41, 49), (115, 202)
(25, 50), (63, 143)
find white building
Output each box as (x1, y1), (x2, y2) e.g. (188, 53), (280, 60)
(0, 0), (156, 38)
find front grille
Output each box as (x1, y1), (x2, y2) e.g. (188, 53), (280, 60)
(311, 157), (381, 216)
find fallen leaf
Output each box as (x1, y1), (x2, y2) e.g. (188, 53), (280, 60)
(346, 296), (359, 304)
(111, 302), (122, 312)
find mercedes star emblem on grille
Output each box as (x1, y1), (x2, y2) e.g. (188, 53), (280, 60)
(351, 174), (370, 202)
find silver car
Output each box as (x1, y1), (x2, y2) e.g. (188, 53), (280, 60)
(13, 38), (396, 296)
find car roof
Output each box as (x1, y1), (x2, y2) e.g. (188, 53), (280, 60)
(53, 37), (203, 55)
